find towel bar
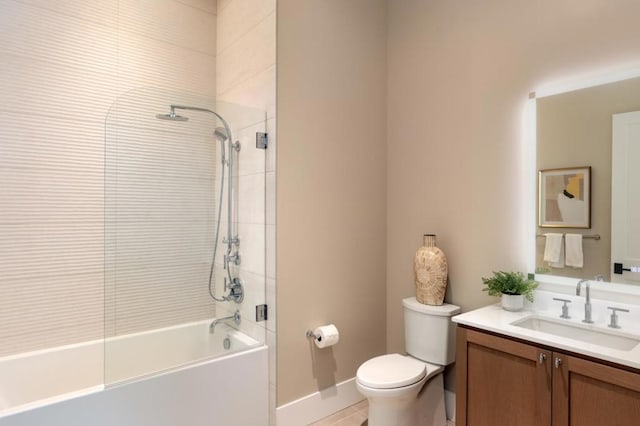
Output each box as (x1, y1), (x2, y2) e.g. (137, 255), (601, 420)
(536, 233), (600, 240)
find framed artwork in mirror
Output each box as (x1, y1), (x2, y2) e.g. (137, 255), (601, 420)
(538, 166), (591, 228)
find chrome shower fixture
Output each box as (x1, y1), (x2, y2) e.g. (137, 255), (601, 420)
(216, 125), (241, 156)
(155, 107), (189, 121)
(214, 126), (228, 142)
(156, 104), (242, 304)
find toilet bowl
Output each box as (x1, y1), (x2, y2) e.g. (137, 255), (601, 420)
(356, 354), (445, 426)
(356, 298), (459, 426)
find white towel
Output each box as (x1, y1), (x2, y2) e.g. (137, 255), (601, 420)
(544, 233), (564, 268)
(565, 234), (583, 268)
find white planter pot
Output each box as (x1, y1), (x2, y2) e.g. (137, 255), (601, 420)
(501, 294), (524, 311)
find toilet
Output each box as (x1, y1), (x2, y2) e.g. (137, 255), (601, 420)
(356, 297), (460, 426)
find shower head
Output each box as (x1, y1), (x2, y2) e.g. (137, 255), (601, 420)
(156, 110), (189, 122)
(214, 126), (229, 142)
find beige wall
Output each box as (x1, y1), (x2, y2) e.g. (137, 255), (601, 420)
(277, 0), (640, 406)
(387, 0), (640, 392)
(276, 0), (388, 405)
(536, 78), (640, 281)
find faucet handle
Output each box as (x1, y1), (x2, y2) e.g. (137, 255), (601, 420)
(553, 298), (572, 319)
(607, 306), (630, 329)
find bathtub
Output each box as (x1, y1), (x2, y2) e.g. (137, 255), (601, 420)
(0, 320), (268, 426)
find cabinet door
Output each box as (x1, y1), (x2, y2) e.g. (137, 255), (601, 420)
(456, 327), (552, 426)
(552, 353), (640, 426)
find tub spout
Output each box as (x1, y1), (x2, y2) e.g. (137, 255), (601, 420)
(209, 310), (241, 334)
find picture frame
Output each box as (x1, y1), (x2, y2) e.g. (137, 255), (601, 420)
(538, 166), (591, 228)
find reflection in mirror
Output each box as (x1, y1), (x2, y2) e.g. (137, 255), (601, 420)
(534, 75), (640, 284)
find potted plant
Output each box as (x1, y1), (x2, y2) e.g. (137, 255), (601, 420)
(481, 271), (538, 311)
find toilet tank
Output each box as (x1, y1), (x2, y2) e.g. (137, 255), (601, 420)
(403, 297), (460, 365)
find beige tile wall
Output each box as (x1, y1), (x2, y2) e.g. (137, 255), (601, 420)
(214, 0), (276, 422)
(0, 0), (218, 357)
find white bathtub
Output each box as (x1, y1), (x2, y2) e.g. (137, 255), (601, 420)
(0, 320), (268, 426)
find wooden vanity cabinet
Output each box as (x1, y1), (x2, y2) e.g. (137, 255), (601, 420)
(552, 351), (640, 425)
(456, 326), (640, 426)
(455, 327), (552, 426)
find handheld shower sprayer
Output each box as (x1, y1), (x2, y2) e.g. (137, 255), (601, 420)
(214, 127), (228, 165)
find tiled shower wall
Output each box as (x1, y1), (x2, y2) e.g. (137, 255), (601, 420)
(215, 0), (276, 421)
(0, 0), (218, 356)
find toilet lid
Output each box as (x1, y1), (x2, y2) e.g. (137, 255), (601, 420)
(357, 354), (426, 389)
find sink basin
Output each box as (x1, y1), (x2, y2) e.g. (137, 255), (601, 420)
(511, 316), (640, 351)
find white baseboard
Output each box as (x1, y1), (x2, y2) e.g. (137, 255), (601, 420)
(445, 390), (455, 422)
(276, 378), (457, 426)
(276, 377), (364, 426)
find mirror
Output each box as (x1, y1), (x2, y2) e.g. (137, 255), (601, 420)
(534, 74), (640, 284)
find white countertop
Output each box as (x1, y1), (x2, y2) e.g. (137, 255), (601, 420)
(453, 290), (640, 370)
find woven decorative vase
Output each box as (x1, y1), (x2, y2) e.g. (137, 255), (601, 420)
(413, 234), (448, 305)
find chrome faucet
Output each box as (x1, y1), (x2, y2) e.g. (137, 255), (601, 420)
(209, 310), (241, 334)
(576, 279), (593, 324)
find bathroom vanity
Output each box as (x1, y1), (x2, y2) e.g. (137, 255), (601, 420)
(453, 287), (640, 426)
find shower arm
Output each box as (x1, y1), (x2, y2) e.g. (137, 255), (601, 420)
(170, 105), (236, 256)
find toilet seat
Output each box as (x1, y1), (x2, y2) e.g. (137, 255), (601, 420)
(356, 354), (441, 389)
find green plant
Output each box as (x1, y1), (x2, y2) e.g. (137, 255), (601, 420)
(481, 271), (538, 302)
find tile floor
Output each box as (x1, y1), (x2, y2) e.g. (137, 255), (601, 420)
(309, 400), (456, 426)
(309, 400), (369, 426)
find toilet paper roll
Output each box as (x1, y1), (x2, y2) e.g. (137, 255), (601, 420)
(313, 324), (340, 349)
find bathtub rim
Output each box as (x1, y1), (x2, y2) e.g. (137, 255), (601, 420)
(0, 317), (259, 363)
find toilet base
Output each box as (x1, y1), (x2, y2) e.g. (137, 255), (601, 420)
(364, 373), (446, 426)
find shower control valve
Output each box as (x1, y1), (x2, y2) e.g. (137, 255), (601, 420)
(223, 235), (240, 247)
(225, 251), (241, 267)
(225, 278), (244, 303)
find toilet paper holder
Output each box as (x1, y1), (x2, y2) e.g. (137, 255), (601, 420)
(305, 329), (320, 341)
(305, 324), (340, 349)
